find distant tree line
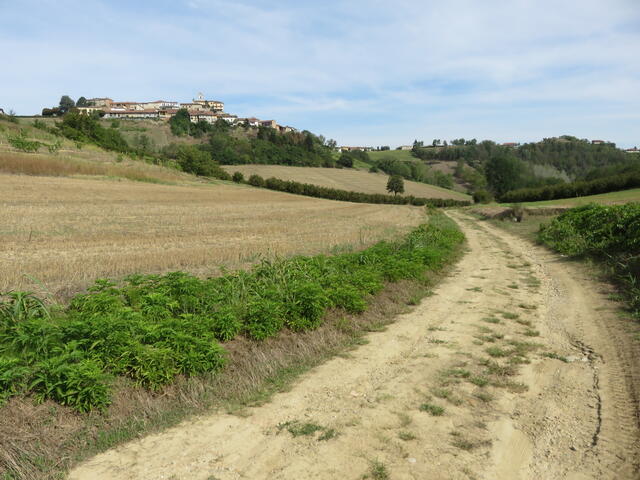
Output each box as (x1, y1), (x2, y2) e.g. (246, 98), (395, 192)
(369, 157), (454, 189)
(499, 167), (640, 203)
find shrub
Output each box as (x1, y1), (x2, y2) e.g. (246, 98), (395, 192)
(243, 298), (285, 340)
(232, 171), (244, 183)
(248, 174), (266, 187)
(7, 130), (41, 153)
(472, 190), (493, 204)
(284, 282), (330, 331)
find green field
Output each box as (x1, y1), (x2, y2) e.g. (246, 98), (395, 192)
(502, 188), (640, 207)
(367, 149), (416, 162)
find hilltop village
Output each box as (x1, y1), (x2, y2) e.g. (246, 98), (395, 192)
(73, 93), (298, 134)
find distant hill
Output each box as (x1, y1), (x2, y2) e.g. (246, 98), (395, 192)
(222, 164), (471, 201)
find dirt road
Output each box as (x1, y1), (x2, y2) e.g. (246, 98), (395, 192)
(69, 213), (640, 480)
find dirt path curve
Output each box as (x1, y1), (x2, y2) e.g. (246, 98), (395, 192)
(69, 212), (640, 480)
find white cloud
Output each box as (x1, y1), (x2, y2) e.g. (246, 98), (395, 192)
(0, 0), (638, 145)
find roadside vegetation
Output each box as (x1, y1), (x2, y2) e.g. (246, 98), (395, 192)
(538, 203), (640, 316)
(0, 213), (464, 479)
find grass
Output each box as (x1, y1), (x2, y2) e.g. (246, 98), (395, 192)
(481, 316), (501, 324)
(277, 420), (338, 440)
(277, 420), (325, 437)
(221, 164), (471, 201)
(505, 188), (640, 207)
(542, 352), (569, 363)
(419, 403), (445, 416)
(0, 174), (425, 298)
(366, 460), (390, 480)
(398, 431), (417, 441)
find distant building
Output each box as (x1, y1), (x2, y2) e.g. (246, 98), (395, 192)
(192, 93), (224, 112)
(260, 120), (277, 129)
(103, 109), (159, 119)
(398, 145), (413, 150)
(502, 142), (519, 147)
(87, 98), (113, 107)
(77, 106), (106, 115)
(339, 146), (370, 152)
(591, 140), (605, 145)
(625, 147), (639, 153)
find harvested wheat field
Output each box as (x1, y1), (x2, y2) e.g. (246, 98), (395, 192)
(0, 174), (425, 298)
(222, 164), (471, 200)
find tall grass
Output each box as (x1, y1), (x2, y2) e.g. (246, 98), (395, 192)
(0, 152), (178, 183)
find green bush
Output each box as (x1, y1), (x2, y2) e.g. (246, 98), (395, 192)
(538, 203), (640, 314)
(472, 190), (493, 204)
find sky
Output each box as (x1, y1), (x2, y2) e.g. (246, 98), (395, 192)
(1, 0), (639, 148)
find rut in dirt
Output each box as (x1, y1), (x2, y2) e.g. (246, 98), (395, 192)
(68, 212), (640, 480)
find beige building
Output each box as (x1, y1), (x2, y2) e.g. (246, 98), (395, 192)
(192, 93), (224, 112)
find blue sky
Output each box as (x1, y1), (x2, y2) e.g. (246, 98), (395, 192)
(1, 0), (639, 147)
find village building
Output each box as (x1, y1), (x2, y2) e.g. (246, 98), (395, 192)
(192, 93), (224, 112)
(103, 109), (160, 119)
(591, 140), (605, 145)
(398, 145), (413, 150)
(87, 98), (113, 107)
(260, 120), (278, 129)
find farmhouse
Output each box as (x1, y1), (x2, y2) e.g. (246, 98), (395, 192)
(591, 140), (605, 145)
(398, 145), (413, 150)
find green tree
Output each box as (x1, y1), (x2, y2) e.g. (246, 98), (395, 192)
(386, 175), (405, 196)
(337, 152), (354, 168)
(169, 109), (191, 136)
(76, 97), (88, 107)
(59, 95), (75, 114)
(485, 153), (526, 197)
(232, 171), (244, 183)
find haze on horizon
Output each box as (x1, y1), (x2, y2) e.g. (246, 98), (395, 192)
(1, 0), (638, 148)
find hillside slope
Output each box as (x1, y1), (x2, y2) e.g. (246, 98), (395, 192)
(222, 164), (471, 200)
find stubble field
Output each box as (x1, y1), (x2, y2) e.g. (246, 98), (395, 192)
(0, 174), (425, 298)
(222, 164), (471, 200)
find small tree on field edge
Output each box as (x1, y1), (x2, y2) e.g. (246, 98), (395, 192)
(386, 175), (405, 196)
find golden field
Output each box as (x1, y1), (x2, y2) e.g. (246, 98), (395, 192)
(222, 164), (471, 200)
(0, 174), (425, 298)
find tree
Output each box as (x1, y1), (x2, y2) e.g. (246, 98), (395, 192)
(232, 171), (244, 183)
(169, 109), (191, 136)
(59, 95), (75, 114)
(337, 152), (354, 168)
(484, 153), (526, 197)
(386, 175), (405, 196)
(76, 97), (88, 107)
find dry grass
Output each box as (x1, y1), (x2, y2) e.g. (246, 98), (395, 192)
(0, 151), (187, 183)
(222, 164), (471, 200)
(0, 174), (424, 298)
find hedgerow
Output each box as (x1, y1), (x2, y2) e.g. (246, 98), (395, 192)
(500, 168), (640, 203)
(0, 214), (463, 412)
(538, 203), (640, 313)
(243, 174), (471, 207)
